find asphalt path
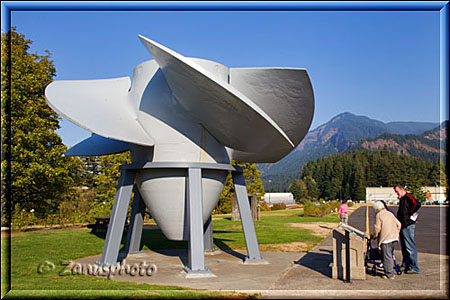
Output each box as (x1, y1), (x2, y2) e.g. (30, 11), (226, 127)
(348, 206), (448, 255)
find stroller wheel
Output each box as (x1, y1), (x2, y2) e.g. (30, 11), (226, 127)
(371, 266), (376, 276)
(397, 270), (402, 275)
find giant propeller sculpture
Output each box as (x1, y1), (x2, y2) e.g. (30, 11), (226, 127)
(45, 35), (314, 277)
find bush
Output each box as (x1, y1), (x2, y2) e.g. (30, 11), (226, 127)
(259, 201), (271, 211)
(303, 200), (341, 217)
(11, 204), (39, 230)
(58, 187), (96, 224)
(303, 201), (323, 217)
(271, 203), (286, 211)
(8, 187), (112, 231)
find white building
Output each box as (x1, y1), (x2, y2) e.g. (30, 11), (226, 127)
(366, 187), (398, 204)
(263, 193), (295, 206)
(365, 186), (447, 204)
(423, 186), (447, 203)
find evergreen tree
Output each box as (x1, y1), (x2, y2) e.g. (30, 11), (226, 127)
(289, 178), (308, 203)
(294, 149), (443, 202)
(303, 176), (320, 200)
(406, 182), (427, 203)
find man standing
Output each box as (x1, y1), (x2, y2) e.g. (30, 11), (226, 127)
(394, 184), (421, 274)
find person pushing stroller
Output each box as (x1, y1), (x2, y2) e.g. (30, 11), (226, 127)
(372, 201), (402, 280)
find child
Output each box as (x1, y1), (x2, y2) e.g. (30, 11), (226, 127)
(338, 199), (349, 224)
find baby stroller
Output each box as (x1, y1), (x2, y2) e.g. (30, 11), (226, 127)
(365, 235), (402, 276)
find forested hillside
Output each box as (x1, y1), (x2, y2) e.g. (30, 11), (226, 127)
(289, 149), (444, 202)
(354, 121), (447, 162)
(260, 113), (443, 191)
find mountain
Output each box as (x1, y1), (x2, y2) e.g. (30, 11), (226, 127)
(354, 121), (448, 161)
(259, 112), (441, 191)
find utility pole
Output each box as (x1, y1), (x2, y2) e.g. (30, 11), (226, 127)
(268, 180), (272, 206)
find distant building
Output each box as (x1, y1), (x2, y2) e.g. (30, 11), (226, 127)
(365, 186), (446, 204)
(263, 193), (295, 206)
(423, 186), (447, 203)
(366, 187), (398, 204)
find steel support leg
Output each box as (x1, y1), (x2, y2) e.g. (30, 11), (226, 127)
(125, 185), (146, 255)
(232, 169), (265, 263)
(97, 169), (135, 266)
(184, 168), (214, 277)
(204, 216), (216, 252)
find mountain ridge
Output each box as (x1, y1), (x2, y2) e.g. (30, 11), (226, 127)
(259, 112), (444, 191)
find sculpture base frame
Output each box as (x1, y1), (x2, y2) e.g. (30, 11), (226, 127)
(97, 162), (266, 275)
(181, 267), (217, 278)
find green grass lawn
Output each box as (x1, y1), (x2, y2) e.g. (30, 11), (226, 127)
(2, 208), (339, 299)
(211, 209), (340, 251)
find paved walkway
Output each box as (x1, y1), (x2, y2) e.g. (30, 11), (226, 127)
(72, 207), (449, 299)
(349, 206), (447, 255)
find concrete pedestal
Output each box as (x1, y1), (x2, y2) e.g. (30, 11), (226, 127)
(331, 225), (366, 280)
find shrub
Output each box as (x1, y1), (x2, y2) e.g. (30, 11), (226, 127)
(259, 201), (271, 211)
(271, 203), (286, 211)
(58, 187), (96, 224)
(303, 201), (323, 217)
(303, 200), (341, 217)
(11, 204), (39, 230)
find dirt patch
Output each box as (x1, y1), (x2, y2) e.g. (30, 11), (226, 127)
(289, 222), (339, 238)
(259, 241), (314, 252)
(264, 213), (292, 217)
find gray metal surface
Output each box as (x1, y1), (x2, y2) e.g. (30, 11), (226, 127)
(122, 161), (235, 171)
(136, 167), (228, 241)
(98, 170), (135, 266)
(229, 67), (314, 162)
(232, 170), (264, 262)
(186, 168), (210, 273)
(46, 35), (315, 274)
(203, 216), (216, 252)
(64, 134), (130, 156)
(48, 35), (314, 164)
(125, 186), (146, 254)
(138, 35), (294, 153)
(45, 77), (155, 147)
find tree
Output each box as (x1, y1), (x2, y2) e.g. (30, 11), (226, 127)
(1, 28), (82, 219)
(92, 152), (131, 204)
(303, 176), (320, 200)
(293, 149), (442, 203)
(289, 178), (307, 203)
(214, 160), (265, 214)
(79, 155), (101, 188)
(406, 182), (427, 203)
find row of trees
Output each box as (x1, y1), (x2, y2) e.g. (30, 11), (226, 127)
(1, 28), (264, 225)
(289, 148), (446, 203)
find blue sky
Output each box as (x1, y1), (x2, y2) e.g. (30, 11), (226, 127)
(8, 3), (446, 147)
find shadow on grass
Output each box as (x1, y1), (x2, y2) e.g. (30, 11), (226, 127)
(213, 238), (247, 261)
(90, 227), (246, 265)
(294, 248), (332, 278)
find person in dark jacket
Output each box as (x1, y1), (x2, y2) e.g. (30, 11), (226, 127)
(394, 184), (421, 274)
